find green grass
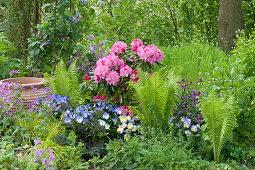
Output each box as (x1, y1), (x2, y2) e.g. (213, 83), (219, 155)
(160, 41), (228, 82)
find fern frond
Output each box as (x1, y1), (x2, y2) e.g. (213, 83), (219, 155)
(129, 69), (180, 130)
(201, 92), (237, 163)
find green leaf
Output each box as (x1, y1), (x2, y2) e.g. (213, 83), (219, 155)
(64, 10), (73, 17)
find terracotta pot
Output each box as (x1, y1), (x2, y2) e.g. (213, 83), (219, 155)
(0, 77), (46, 111)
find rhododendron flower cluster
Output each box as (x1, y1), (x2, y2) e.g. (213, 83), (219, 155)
(110, 41), (128, 55)
(137, 44), (164, 65)
(131, 38), (143, 52)
(94, 54), (132, 86)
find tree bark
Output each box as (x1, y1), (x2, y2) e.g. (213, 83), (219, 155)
(33, 0), (39, 35)
(218, 0), (243, 52)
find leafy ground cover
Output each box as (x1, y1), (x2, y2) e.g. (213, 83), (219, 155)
(0, 0), (255, 169)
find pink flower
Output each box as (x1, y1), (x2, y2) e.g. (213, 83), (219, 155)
(94, 64), (110, 79)
(84, 75), (91, 81)
(105, 71), (120, 86)
(93, 95), (106, 102)
(130, 68), (137, 79)
(101, 94), (106, 100)
(106, 54), (124, 68)
(94, 75), (102, 83)
(131, 38), (143, 52)
(120, 65), (132, 77)
(137, 44), (164, 65)
(111, 41), (128, 55)
(120, 106), (127, 115)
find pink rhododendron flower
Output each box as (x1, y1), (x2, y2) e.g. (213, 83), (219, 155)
(131, 38), (143, 52)
(120, 65), (132, 77)
(94, 75), (102, 83)
(111, 41), (128, 55)
(94, 53), (131, 85)
(105, 71), (120, 86)
(137, 44), (164, 65)
(130, 68), (137, 80)
(84, 75), (91, 81)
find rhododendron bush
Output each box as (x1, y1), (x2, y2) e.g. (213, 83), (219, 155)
(93, 39), (164, 105)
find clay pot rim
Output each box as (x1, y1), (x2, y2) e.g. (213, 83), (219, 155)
(0, 77), (44, 88)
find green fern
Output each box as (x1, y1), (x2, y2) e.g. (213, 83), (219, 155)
(129, 69), (180, 130)
(44, 59), (84, 104)
(201, 92), (237, 163)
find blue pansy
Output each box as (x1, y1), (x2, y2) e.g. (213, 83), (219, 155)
(102, 112), (110, 120)
(69, 112), (75, 120)
(180, 116), (186, 122)
(81, 111), (88, 118)
(63, 95), (70, 102)
(184, 130), (191, 135)
(175, 123), (180, 128)
(84, 104), (91, 111)
(112, 106), (122, 115)
(64, 117), (72, 124)
(76, 106), (84, 113)
(105, 123), (110, 130)
(191, 125), (199, 132)
(112, 117), (118, 125)
(183, 121), (191, 128)
(75, 116), (83, 124)
(98, 119), (106, 126)
(186, 118), (191, 124)
(169, 116), (176, 123)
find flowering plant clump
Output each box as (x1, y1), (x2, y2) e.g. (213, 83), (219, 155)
(94, 54), (132, 86)
(169, 78), (203, 135)
(62, 100), (140, 141)
(29, 90), (71, 119)
(92, 38), (164, 105)
(0, 82), (24, 117)
(33, 139), (56, 170)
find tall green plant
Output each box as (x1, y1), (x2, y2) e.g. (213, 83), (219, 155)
(201, 92), (237, 163)
(129, 69), (180, 130)
(44, 59), (84, 104)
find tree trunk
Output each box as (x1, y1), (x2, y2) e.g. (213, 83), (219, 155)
(218, 0), (243, 52)
(33, 0), (39, 35)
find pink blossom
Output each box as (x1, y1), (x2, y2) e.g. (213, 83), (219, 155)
(130, 68), (137, 79)
(101, 94), (106, 100)
(94, 75), (102, 83)
(94, 64), (110, 79)
(93, 95), (101, 102)
(105, 71), (120, 86)
(84, 75), (91, 81)
(111, 41), (128, 55)
(120, 65), (132, 77)
(131, 38), (143, 52)
(93, 94), (106, 102)
(137, 44), (164, 65)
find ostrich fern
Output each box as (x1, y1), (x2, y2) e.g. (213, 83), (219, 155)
(44, 59), (83, 104)
(201, 92), (237, 163)
(129, 69), (180, 130)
